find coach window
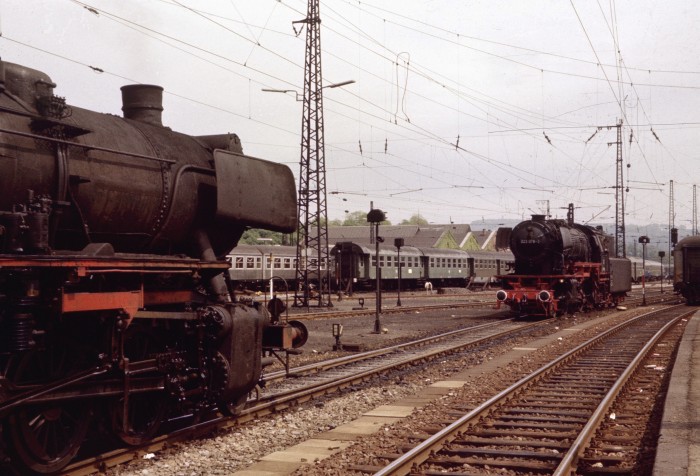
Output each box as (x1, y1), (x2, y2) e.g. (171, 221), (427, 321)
(372, 255), (377, 267)
(246, 257), (255, 269)
(283, 258), (291, 269)
(274, 257), (282, 269)
(379, 256), (385, 267)
(235, 257), (244, 269)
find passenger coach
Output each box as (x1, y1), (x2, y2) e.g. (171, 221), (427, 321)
(332, 241), (513, 292)
(674, 235), (700, 305)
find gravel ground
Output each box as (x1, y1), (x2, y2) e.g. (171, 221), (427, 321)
(291, 307), (676, 475)
(105, 300), (659, 476)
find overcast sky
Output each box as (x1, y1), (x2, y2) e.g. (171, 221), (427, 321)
(2, 0), (699, 233)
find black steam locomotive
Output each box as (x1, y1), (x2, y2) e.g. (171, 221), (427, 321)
(673, 235), (700, 305)
(495, 210), (631, 317)
(0, 60), (305, 473)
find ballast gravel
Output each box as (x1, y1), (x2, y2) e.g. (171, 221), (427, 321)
(105, 301), (663, 476)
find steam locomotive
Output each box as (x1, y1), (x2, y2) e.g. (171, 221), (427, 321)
(0, 60), (306, 473)
(495, 210), (631, 317)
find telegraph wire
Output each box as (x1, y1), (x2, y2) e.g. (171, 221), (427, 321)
(18, 1), (682, 223)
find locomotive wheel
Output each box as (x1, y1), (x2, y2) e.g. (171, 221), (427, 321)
(111, 393), (167, 446)
(213, 351), (250, 417)
(110, 326), (167, 446)
(218, 394), (249, 417)
(5, 347), (93, 474)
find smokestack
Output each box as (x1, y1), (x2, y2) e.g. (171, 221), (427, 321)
(121, 84), (164, 126)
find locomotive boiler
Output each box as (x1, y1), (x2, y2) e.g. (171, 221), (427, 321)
(0, 60), (306, 474)
(495, 210), (631, 317)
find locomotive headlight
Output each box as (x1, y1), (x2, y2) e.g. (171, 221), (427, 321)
(538, 290), (551, 302)
(496, 290), (508, 301)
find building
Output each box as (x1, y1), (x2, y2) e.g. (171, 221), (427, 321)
(327, 224), (499, 251)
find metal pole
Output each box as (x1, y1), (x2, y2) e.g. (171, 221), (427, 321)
(269, 253), (274, 301)
(660, 255), (664, 293)
(642, 243), (647, 306)
(397, 246), (402, 306)
(374, 222), (382, 333)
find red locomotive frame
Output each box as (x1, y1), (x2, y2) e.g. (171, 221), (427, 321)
(496, 261), (624, 317)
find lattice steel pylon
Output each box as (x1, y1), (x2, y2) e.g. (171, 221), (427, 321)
(293, 0), (331, 307)
(669, 179), (675, 260)
(613, 119), (625, 257)
(693, 184), (698, 235)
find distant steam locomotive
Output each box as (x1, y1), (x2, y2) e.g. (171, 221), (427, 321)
(0, 60), (305, 473)
(495, 210), (631, 317)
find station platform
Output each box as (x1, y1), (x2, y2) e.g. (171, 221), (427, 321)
(654, 309), (700, 476)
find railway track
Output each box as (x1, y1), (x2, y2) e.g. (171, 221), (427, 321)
(60, 316), (550, 475)
(255, 318), (542, 403)
(286, 298), (498, 321)
(60, 297), (681, 475)
(263, 318), (525, 383)
(278, 288), (675, 324)
(370, 304), (692, 475)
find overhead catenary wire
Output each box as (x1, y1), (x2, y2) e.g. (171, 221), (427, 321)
(6, 0), (692, 224)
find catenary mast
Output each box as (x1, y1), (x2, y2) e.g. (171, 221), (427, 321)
(293, 0), (330, 307)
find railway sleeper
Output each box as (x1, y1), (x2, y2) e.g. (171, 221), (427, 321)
(452, 436), (570, 449)
(471, 428), (577, 438)
(427, 455), (559, 471)
(488, 420), (582, 431)
(514, 401), (597, 409)
(506, 407), (592, 417)
(497, 414), (588, 424)
(444, 446), (565, 461)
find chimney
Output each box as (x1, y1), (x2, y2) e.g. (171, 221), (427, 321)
(121, 84), (164, 126)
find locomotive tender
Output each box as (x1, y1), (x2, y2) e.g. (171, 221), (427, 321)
(673, 235), (700, 305)
(0, 60), (305, 473)
(495, 213), (631, 317)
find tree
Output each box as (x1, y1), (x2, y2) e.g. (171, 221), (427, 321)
(342, 211), (368, 226)
(401, 214), (428, 225)
(239, 229), (291, 245)
(339, 210), (391, 226)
